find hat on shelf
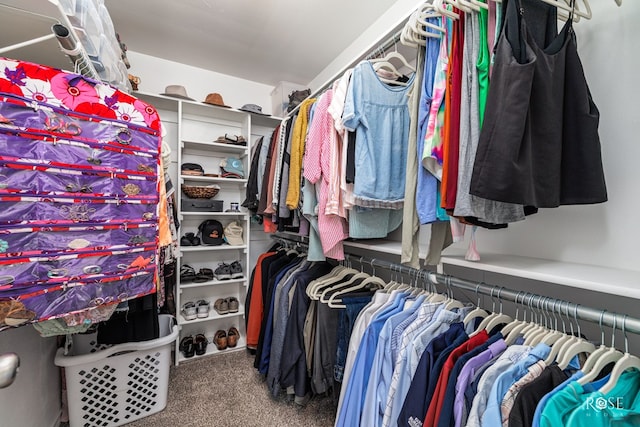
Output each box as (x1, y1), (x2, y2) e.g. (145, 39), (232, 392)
(239, 104), (269, 116)
(160, 84), (195, 100)
(198, 219), (225, 246)
(203, 93), (231, 108)
(224, 221), (244, 246)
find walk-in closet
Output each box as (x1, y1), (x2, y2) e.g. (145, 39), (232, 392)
(0, 1), (638, 426)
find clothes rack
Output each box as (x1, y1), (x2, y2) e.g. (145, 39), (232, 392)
(271, 232), (640, 336)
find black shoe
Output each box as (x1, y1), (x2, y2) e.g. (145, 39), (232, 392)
(214, 263), (231, 280)
(179, 335), (195, 358)
(229, 261), (243, 279)
(194, 334), (208, 356)
(180, 264), (196, 283)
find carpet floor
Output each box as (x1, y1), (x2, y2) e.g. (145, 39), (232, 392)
(128, 349), (337, 427)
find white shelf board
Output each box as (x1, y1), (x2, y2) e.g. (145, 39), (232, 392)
(180, 277), (247, 289)
(440, 254), (640, 299)
(181, 245), (247, 253)
(177, 303), (244, 325)
(180, 175), (247, 184)
(177, 336), (246, 363)
(134, 91), (180, 111)
(182, 139), (248, 154)
(181, 211), (249, 217)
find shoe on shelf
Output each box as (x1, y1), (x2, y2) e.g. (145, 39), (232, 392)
(193, 268), (214, 283)
(229, 261), (243, 279)
(214, 263), (231, 280)
(180, 264), (197, 283)
(227, 327), (239, 348)
(180, 301), (197, 321)
(227, 297), (239, 313)
(214, 298), (229, 315)
(194, 333), (208, 356)
(180, 335), (195, 358)
(180, 232), (200, 246)
(214, 330), (228, 350)
(196, 300), (210, 318)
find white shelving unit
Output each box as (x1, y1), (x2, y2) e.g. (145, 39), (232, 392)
(136, 92), (281, 365)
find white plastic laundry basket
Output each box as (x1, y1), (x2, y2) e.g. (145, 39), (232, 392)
(54, 314), (178, 427)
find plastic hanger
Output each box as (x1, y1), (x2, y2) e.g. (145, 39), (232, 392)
(534, 299), (568, 348)
(445, 0), (474, 13)
(459, 0), (482, 12)
(470, 0), (489, 10)
(577, 312), (624, 385)
(598, 316), (640, 394)
(434, 0), (461, 20)
(415, 5), (447, 35)
(306, 265), (344, 298)
(327, 275), (386, 308)
(310, 266), (359, 300)
(441, 275), (465, 311)
(537, 0), (592, 21)
(555, 304), (596, 369)
(371, 51), (416, 72)
(463, 284), (489, 328)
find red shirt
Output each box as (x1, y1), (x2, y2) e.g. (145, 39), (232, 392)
(423, 330), (489, 426)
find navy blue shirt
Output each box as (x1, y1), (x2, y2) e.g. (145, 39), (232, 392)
(397, 322), (466, 426)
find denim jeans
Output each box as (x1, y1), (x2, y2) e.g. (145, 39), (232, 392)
(334, 295), (372, 383)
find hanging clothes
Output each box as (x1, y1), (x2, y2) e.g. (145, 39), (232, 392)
(470, 0), (607, 207)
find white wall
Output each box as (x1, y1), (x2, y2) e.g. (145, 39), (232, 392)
(0, 327), (60, 427)
(442, 1), (639, 273)
(306, 0), (424, 91)
(128, 51), (276, 115)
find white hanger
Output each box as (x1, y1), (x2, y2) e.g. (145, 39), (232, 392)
(306, 265), (344, 298)
(416, 5), (448, 35)
(327, 275), (386, 308)
(434, 0), (460, 20)
(445, 0), (474, 13)
(598, 316), (640, 394)
(537, 0), (592, 21)
(459, 0), (481, 12)
(470, 0), (489, 10)
(463, 285), (489, 328)
(471, 287), (512, 336)
(310, 266), (359, 300)
(371, 51), (416, 72)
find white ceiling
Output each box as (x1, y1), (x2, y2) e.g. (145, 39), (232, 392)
(0, 0), (400, 87)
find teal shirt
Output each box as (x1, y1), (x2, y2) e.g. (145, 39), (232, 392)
(540, 374), (611, 427)
(566, 369), (640, 427)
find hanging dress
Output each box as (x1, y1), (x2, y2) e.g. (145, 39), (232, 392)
(470, 0), (607, 207)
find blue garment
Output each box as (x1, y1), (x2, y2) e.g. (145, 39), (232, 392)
(437, 333), (504, 427)
(343, 61), (415, 205)
(480, 344), (552, 427)
(258, 257), (305, 374)
(361, 296), (425, 427)
(397, 322), (466, 426)
(335, 292), (409, 427)
(335, 295), (372, 383)
(416, 18), (444, 224)
(265, 260), (311, 395)
(532, 370), (584, 427)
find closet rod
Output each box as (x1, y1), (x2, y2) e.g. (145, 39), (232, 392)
(272, 232), (640, 336)
(286, 1), (422, 118)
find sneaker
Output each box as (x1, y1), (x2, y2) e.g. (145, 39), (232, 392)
(180, 301), (197, 321)
(229, 261), (243, 279)
(227, 297), (239, 313)
(196, 300), (210, 318)
(214, 298), (229, 315)
(214, 263), (231, 280)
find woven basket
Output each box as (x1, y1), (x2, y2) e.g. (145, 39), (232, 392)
(181, 184), (220, 199)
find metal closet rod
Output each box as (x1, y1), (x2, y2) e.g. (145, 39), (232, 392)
(272, 233), (640, 336)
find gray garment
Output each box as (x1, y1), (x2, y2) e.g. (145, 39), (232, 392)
(311, 301), (340, 395)
(278, 117), (295, 218)
(273, 259), (309, 329)
(304, 299), (317, 377)
(454, 12), (525, 224)
(401, 48), (424, 268)
(425, 221), (454, 266)
(266, 263), (309, 397)
(272, 117), (289, 211)
(256, 133), (271, 200)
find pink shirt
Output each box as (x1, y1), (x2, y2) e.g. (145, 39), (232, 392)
(303, 89), (348, 260)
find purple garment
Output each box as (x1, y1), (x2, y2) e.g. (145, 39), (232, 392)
(453, 338), (508, 427)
